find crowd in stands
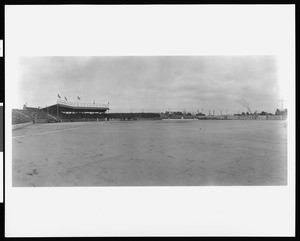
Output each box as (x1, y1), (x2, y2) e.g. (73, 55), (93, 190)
(12, 106), (54, 125)
(13, 104), (289, 125)
(13, 108), (163, 124)
(107, 113), (161, 120)
(20, 107), (48, 119)
(59, 112), (162, 121)
(61, 112), (105, 120)
(12, 109), (32, 125)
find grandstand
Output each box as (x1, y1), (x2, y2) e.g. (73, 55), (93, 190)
(12, 98), (164, 126)
(12, 109), (32, 125)
(12, 106), (54, 125)
(12, 99), (110, 125)
(41, 99), (110, 122)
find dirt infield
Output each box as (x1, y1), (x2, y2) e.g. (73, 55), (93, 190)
(12, 120), (287, 186)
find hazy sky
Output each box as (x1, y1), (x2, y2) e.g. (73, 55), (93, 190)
(17, 56), (280, 114)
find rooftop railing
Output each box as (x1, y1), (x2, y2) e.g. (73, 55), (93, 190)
(57, 99), (109, 109)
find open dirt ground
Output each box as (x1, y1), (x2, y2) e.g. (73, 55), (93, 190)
(12, 120), (287, 186)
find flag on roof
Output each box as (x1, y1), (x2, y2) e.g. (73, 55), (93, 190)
(65, 97), (68, 101)
(77, 96), (80, 100)
(57, 94), (61, 98)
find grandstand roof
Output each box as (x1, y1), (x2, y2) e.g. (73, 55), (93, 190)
(48, 104), (108, 112)
(42, 100), (109, 113)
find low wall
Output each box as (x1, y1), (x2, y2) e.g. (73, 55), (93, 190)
(12, 122), (33, 130)
(193, 115), (287, 120)
(60, 118), (104, 122)
(34, 118), (48, 123)
(135, 117), (162, 120)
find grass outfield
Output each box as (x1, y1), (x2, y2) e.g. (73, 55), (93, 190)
(12, 120), (287, 186)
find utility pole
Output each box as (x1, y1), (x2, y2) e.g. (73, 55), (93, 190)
(278, 99), (286, 110)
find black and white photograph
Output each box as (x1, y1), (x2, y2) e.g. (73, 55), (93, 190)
(5, 5), (295, 237)
(12, 56), (287, 187)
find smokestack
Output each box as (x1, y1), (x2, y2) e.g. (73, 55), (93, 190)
(236, 99), (251, 114)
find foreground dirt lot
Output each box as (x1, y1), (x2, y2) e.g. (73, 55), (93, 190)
(12, 120), (287, 186)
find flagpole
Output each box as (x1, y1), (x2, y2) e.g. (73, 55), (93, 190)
(77, 96), (80, 107)
(57, 94), (60, 121)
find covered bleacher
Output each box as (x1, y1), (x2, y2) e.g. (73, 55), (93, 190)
(42, 99), (110, 122)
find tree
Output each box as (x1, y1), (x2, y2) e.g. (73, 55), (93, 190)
(275, 108), (287, 116)
(260, 111), (267, 115)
